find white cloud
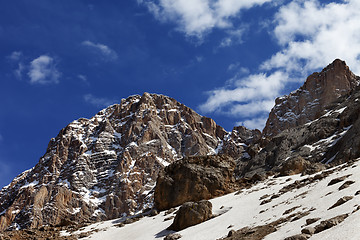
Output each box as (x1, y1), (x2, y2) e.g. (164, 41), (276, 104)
(83, 94), (117, 108)
(237, 117), (268, 130)
(262, 0), (360, 75)
(7, 51), (23, 61)
(7, 51), (25, 80)
(82, 41), (118, 61)
(200, 0), (360, 130)
(139, 0), (271, 39)
(219, 28), (246, 48)
(28, 55), (61, 85)
(14, 62), (25, 80)
(199, 71), (288, 118)
(78, 74), (87, 82)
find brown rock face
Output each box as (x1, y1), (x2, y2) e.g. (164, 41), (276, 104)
(264, 59), (360, 136)
(168, 200), (212, 231)
(154, 155), (236, 211)
(279, 157), (310, 176)
(243, 75), (360, 177)
(0, 93), (250, 231)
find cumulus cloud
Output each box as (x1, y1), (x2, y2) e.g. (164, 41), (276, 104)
(262, 0), (360, 75)
(83, 94), (117, 108)
(139, 0), (271, 39)
(82, 41), (118, 61)
(28, 55), (61, 85)
(200, 0), (360, 130)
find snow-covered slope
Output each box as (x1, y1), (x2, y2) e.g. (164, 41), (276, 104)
(61, 159), (360, 240)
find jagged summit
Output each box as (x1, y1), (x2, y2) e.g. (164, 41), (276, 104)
(263, 59), (360, 136)
(0, 92), (251, 231)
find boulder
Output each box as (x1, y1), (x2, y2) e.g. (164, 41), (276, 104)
(168, 200), (212, 231)
(328, 196), (353, 210)
(154, 155), (236, 211)
(279, 157), (310, 176)
(164, 233), (182, 240)
(314, 214), (349, 233)
(301, 226), (315, 235)
(284, 234), (309, 240)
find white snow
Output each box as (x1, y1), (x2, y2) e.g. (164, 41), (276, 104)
(61, 159), (360, 240)
(334, 106), (347, 114)
(303, 144), (317, 152)
(58, 179), (71, 188)
(156, 156), (170, 167)
(20, 180), (39, 189)
(127, 142), (138, 148)
(79, 187), (107, 206)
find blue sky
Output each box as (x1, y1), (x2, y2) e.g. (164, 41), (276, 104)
(1, 0), (360, 188)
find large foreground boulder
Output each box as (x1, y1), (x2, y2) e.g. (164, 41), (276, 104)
(168, 200), (212, 231)
(154, 155), (236, 211)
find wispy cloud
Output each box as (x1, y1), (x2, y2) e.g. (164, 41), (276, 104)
(28, 55), (61, 85)
(82, 41), (118, 61)
(0, 160), (12, 188)
(219, 28), (246, 48)
(7, 51), (23, 61)
(237, 117), (268, 130)
(83, 94), (118, 108)
(7, 51), (25, 80)
(200, 0), (360, 130)
(199, 71), (288, 117)
(139, 0), (271, 40)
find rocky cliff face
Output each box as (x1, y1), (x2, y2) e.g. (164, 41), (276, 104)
(0, 93), (250, 231)
(263, 59), (360, 136)
(244, 80), (360, 177)
(154, 155), (236, 211)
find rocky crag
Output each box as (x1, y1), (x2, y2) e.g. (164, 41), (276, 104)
(243, 60), (360, 177)
(1, 59), (360, 234)
(0, 93), (252, 231)
(263, 59), (360, 136)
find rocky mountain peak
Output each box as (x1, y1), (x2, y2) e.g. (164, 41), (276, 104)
(263, 59), (360, 136)
(0, 92), (251, 231)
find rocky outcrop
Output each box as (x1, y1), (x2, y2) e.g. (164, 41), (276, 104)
(0, 93), (250, 231)
(154, 155), (236, 211)
(264, 59), (360, 136)
(168, 200), (212, 231)
(279, 157), (310, 176)
(314, 214), (349, 234)
(242, 80), (360, 177)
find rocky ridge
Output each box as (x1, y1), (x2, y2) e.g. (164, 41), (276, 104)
(0, 93), (251, 231)
(263, 59), (360, 136)
(243, 72), (360, 177)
